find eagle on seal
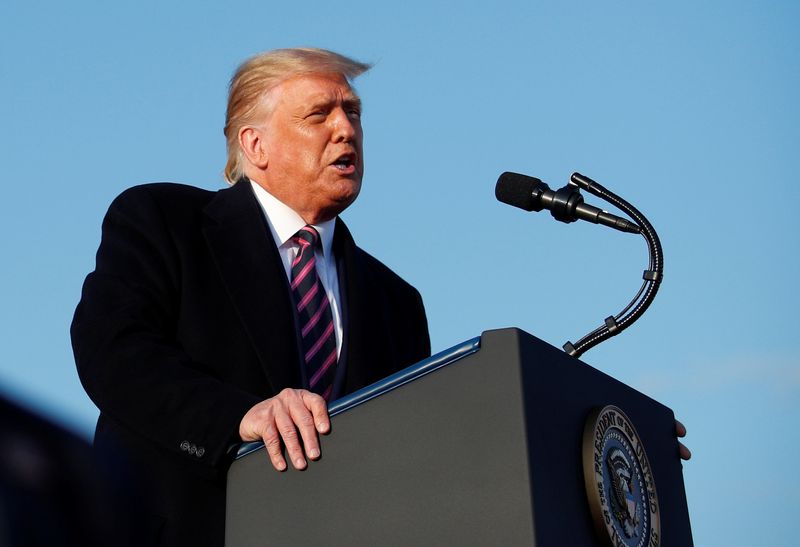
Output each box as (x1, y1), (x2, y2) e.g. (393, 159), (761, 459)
(606, 448), (640, 538)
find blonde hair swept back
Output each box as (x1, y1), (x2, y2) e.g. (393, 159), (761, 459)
(223, 48), (371, 184)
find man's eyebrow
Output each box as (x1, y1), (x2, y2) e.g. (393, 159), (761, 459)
(303, 95), (362, 111)
(343, 96), (362, 110)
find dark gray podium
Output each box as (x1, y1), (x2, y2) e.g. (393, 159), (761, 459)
(226, 328), (692, 546)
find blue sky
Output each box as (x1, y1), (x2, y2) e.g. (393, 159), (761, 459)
(1, 1), (798, 544)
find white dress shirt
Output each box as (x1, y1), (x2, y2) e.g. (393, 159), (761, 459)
(250, 181), (343, 357)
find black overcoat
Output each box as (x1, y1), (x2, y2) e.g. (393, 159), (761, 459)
(71, 180), (430, 546)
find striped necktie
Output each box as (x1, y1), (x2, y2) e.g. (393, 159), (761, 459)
(290, 226), (337, 401)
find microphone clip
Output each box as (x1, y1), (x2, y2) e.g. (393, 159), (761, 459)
(548, 182), (583, 224)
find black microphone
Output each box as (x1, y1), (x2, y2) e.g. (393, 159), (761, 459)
(495, 172), (641, 234)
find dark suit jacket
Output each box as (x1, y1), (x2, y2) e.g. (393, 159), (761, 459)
(71, 180), (430, 546)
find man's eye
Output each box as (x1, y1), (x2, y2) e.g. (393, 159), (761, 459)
(304, 112), (328, 123)
(347, 109), (361, 120)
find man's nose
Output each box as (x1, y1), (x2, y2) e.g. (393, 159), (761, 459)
(330, 108), (358, 142)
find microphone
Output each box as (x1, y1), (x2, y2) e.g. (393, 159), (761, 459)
(495, 172), (641, 234)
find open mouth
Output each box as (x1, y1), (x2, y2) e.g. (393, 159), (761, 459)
(332, 153), (356, 171)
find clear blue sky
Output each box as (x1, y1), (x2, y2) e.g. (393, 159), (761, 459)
(1, 1), (797, 544)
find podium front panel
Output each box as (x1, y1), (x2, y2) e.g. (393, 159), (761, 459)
(226, 328), (692, 546)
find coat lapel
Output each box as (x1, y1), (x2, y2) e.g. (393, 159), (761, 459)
(201, 181), (301, 393)
(334, 220), (373, 393)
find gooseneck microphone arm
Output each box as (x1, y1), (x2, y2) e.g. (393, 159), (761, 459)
(562, 172), (664, 358)
(494, 171), (664, 359)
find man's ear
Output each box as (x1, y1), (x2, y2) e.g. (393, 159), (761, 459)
(239, 126), (269, 169)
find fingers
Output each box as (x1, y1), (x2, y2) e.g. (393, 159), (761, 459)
(303, 390), (330, 434)
(276, 406), (308, 470)
(675, 419), (691, 460)
(239, 388), (330, 472)
(263, 420), (288, 471)
(287, 390), (329, 468)
(678, 441), (692, 461)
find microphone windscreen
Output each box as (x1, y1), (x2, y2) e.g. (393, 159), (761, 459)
(495, 172), (543, 211)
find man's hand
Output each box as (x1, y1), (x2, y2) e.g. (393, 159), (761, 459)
(675, 419), (691, 461)
(239, 388), (330, 471)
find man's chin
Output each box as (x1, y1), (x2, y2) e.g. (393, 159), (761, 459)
(333, 178), (361, 205)
(308, 188), (358, 223)
(331, 189), (360, 215)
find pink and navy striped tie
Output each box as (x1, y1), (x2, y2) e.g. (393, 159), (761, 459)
(290, 226), (337, 401)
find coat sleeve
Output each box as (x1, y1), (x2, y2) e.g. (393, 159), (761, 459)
(71, 186), (261, 468)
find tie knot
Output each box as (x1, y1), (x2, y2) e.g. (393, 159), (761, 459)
(294, 225), (319, 248)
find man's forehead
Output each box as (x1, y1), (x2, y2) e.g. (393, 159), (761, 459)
(274, 73), (359, 104)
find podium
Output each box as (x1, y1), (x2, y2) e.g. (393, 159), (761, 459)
(226, 328), (693, 546)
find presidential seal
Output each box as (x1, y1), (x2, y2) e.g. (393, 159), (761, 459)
(582, 406), (660, 547)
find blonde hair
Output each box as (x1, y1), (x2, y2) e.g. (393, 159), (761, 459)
(223, 48), (371, 184)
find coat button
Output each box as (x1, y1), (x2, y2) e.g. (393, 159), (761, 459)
(188, 444), (197, 455)
(196, 447), (205, 458)
(180, 441), (190, 451)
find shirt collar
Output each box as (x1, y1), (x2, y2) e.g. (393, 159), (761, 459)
(249, 180), (335, 256)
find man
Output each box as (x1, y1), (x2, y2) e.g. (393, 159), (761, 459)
(72, 48), (431, 546)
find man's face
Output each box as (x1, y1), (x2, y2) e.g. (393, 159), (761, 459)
(252, 73), (364, 224)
